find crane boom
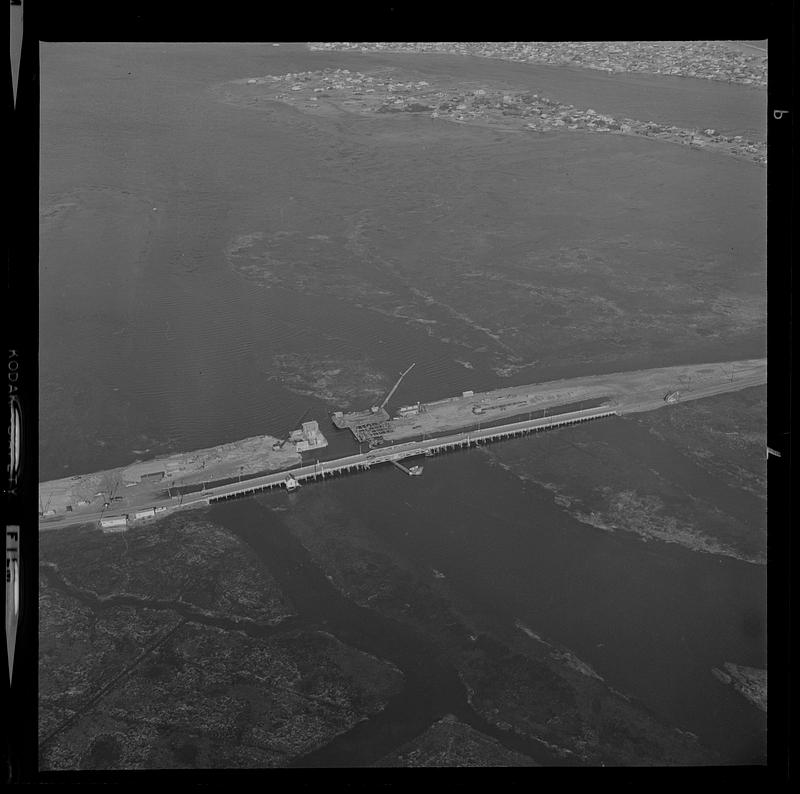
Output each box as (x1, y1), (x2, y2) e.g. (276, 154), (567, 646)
(273, 407), (313, 450)
(380, 362), (416, 410)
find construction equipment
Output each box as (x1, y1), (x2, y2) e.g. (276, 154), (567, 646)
(372, 362), (416, 413)
(273, 408), (313, 450)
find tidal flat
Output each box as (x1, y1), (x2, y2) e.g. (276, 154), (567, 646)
(374, 714), (539, 767)
(249, 491), (715, 765)
(39, 516), (404, 769)
(39, 491), (723, 768)
(39, 43), (767, 768)
(269, 353), (390, 409)
(222, 104), (765, 381)
(711, 663), (767, 713)
(40, 43), (766, 478)
(482, 386), (766, 563)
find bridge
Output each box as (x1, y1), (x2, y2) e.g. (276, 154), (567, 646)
(204, 406), (618, 506)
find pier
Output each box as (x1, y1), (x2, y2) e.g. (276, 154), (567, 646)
(390, 460), (423, 476)
(205, 406), (618, 505)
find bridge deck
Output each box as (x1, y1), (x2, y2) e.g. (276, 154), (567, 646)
(205, 405), (618, 505)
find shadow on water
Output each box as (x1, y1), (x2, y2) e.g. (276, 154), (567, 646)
(207, 498), (571, 767)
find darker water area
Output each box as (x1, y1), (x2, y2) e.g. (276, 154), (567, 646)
(318, 438), (767, 763)
(208, 498), (568, 767)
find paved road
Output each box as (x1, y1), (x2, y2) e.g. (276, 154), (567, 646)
(39, 365), (766, 531)
(617, 372), (766, 414)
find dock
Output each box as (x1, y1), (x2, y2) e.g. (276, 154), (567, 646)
(390, 460), (423, 476)
(330, 408), (391, 444)
(331, 362), (415, 445)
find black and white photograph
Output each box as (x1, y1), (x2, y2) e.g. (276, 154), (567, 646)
(7, 7), (792, 780)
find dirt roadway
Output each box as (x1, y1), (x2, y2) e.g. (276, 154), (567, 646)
(383, 359), (766, 441)
(39, 358), (765, 531)
(39, 434), (300, 529)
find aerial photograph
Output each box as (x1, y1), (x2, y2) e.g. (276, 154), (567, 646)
(37, 40), (767, 769)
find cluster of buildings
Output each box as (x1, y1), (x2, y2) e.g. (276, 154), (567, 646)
(247, 68), (431, 99)
(100, 505), (169, 532)
(308, 42), (767, 88)
(256, 69), (766, 165)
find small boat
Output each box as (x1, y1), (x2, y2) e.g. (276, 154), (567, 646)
(284, 476), (301, 491)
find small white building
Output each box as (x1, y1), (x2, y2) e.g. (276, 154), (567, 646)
(100, 515), (128, 530)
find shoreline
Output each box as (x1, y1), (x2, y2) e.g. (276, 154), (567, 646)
(39, 358), (765, 532)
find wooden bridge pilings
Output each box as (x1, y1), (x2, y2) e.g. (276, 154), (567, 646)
(208, 407), (618, 505)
